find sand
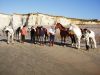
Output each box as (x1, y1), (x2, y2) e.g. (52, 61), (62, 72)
(0, 41), (100, 75)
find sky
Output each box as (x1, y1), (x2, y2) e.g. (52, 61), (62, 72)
(0, 0), (100, 19)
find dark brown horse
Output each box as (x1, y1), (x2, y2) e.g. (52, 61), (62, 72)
(55, 23), (76, 46)
(43, 28), (49, 43)
(35, 26), (41, 43)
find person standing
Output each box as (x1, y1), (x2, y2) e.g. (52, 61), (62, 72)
(48, 26), (56, 46)
(30, 26), (36, 44)
(21, 25), (27, 43)
(39, 26), (45, 45)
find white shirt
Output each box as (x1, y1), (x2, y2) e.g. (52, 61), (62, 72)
(49, 28), (55, 35)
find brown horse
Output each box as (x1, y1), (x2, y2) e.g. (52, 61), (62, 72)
(55, 23), (76, 46)
(43, 28), (49, 43)
(35, 26), (48, 44)
(35, 26), (41, 43)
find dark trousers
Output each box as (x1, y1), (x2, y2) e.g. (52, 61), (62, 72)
(49, 34), (55, 46)
(21, 35), (25, 42)
(50, 35), (55, 42)
(31, 35), (35, 44)
(44, 35), (48, 43)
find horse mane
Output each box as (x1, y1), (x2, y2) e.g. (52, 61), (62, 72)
(57, 23), (66, 30)
(60, 24), (65, 29)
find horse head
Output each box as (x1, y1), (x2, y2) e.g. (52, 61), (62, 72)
(55, 23), (61, 29)
(81, 28), (91, 39)
(55, 23), (66, 30)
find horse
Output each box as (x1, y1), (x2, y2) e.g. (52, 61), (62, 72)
(3, 26), (14, 44)
(69, 24), (82, 49)
(43, 28), (49, 44)
(81, 28), (97, 50)
(35, 26), (41, 43)
(55, 23), (76, 46)
(35, 26), (49, 44)
(15, 26), (23, 41)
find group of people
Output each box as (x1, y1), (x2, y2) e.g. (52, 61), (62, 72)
(15, 25), (56, 46)
(30, 25), (56, 46)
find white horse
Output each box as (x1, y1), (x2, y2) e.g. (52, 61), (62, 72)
(69, 24), (82, 49)
(82, 28), (97, 50)
(3, 26), (14, 44)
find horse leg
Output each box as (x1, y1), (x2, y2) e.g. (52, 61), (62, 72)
(75, 37), (80, 49)
(17, 32), (20, 41)
(14, 32), (17, 41)
(44, 35), (46, 44)
(92, 37), (97, 48)
(74, 37), (78, 48)
(85, 37), (90, 50)
(19, 33), (21, 42)
(49, 35), (52, 46)
(15, 33), (17, 40)
(61, 36), (63, 45)
(64, 36), (66, 46)
(44, 35), (48, 44)
(70, 35), (74, 46)
(7, 32), (10, 44)
(36, 35), (39, 43)
(73, 35), (76, 44)
(78, 38), (81, 49)
(89, 38), (92, 48)
(74, 35), (76, 45)
(11, 34), (14, 44)
(70, 35), (76, 47)
(36, 35), (37, 43)
(46, 35), (49, 44)
(61, 36), (64, 46)
(37, 35), (39, 43)
(39, 35), (41, 43)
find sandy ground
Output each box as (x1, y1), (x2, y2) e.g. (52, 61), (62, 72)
(0, 41), (100, 75)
